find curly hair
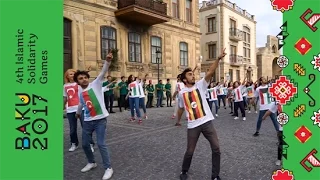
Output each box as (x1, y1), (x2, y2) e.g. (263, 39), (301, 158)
(73, 70), (90, 83)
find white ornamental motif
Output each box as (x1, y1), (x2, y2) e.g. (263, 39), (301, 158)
(277, 112), (289, 125)
(311, 53), (320, 71)
(276, 55), (289, 68)
(311, 109), (320, 128)
(191, 102), (197, 109)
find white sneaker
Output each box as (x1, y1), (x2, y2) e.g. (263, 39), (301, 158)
(102, 168), (114, 180)
(68, 143), (78, 152)
(248, 111), (251, 113)
(90, 144), (94, 152)
(81, 163), (97, 172)
(243, 117), (246, 121)
(215, 114), (219, 117)
(255, 111), (258, 114)
(145, 115), (148, 119)
(234, 117), (239, 120)
(276, 160), (281, 166)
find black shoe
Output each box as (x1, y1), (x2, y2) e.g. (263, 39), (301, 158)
(253, 132), (259, 137)
(232, 114), (236, 116)
(212, 176), (221, 180)
(110, 111), (116, 113)
(180, 173), (188, 180)
(229, 112), (233, 114)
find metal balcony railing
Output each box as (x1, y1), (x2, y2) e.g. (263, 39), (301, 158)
(229, 28), (243, 39)
(118, 0), (167, 15)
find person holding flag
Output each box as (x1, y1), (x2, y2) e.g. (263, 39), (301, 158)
(75, 51), (114, 180)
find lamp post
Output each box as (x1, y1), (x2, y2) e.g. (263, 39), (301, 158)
(156, 48), (161, 83)
(247, 66), (252, 81)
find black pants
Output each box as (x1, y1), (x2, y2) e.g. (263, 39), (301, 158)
(217, 95), (226, 107)
(234, 101), (245, 117)
(104, 94), (114, 112)
(166, 92), (172, 106)
(277, 131), (283, 160)
(146, 94), (153, 108)
(119, 95), (127, 111)
(182, 120), (221, 178)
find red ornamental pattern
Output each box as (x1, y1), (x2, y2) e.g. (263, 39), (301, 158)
(269, 76), (297, 105)
(271, 0), (294, 12)
(295, 38), (312, 55)
(294, 126), (312, 143)
(272, 169), (294, 180)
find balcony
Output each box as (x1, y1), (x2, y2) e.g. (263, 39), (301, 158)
(229, 54), (243, 66)
(115, 0), (171, 26)
(229, 28), (243, 41)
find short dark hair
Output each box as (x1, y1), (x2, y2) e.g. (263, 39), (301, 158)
(121, 76), (125, 79)
(180, 68), (192, 85)
(167, 79), (170, 81)
(74, 70), (90, 83)
(177, 74), (181, 79)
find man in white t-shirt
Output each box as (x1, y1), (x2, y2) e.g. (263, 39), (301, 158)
(177, 48), (226, 180)
(75, 52), (114, 180)
(251, 77), (279, 137)
(172, 74), (185, 123)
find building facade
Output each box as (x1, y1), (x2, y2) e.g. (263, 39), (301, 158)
(199, 0), (257, 82)
(256, 35), (281, 79)
(63, 0), (201, 88)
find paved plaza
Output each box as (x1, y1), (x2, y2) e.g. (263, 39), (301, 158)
(64, 105), (281, 180)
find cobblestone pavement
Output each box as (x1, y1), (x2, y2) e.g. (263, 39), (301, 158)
(64, 104), (281, 180)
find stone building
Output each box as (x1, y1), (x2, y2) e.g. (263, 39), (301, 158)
(199, 0), (257, 82)
(63, 0), (201, 87)
(256, 35), (281, 79)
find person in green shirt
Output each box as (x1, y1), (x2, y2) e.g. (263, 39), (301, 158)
(165, 78), (172, 107)
(118, 76), (128, 112)
(102, 75), (116, 113)
(146, 80), (154, 108)
(156, 80), (164, 107)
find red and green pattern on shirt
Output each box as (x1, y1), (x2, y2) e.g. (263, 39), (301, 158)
(129, 82), (141, 96)
(82, 89), (103, 117)
(208, 88), (217, 100)
(259, 88), (272, 105)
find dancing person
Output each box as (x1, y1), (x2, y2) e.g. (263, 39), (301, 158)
(242, 83), (248, 110)
(137, 75), (148, 119)
(246, 81), (257, 113)
(63, 69), (94, 152)
(177, 48), (226, 180)
(227, 82), (234, 115)
(118, 76), (128, 112)
(217, 81), (227, 109)
(127, 75), (143, 123)
(75, 52), (114, 180)
(146, 80), (154, 108)
(252, 77), (279, 137)
(103, 76), (116, 113)
(232, 78), (247, 121)
(172, 74), (185, 122)
(165, 79), (173, 107)
(208, 82), (219, 117)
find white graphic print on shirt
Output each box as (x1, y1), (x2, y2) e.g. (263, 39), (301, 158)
(233, 85), (244, 102)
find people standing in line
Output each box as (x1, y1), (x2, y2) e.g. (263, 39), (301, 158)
(146, 80), (155, 108)
(177, 48), (226, 180)
(246, 81), (257, 113)
(165, 79), (173, 107)
(118, 76), (128, 112)
(227, 82), (234, 115)
(251, 77), (279, 137)
(63, 69), (94, 152)
(137, 75), (148, 120)
(127, 75), (143, 124)
(217, 81), (227, 109)
(75, 52), (114, 180)
(103, 76), (116, 113)
(208, 82), (219, 117)
(156, 80), (164, 107)
(172, 74), (185, 122)
(232, 78), (247, 121)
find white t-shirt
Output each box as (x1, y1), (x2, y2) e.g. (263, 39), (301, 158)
(233, 85), (244, 102)
(175, 82), (185, 99)
(138, 81), (145, 98)
(242, 86), (248, 97)
(178, 78), (215, 129)
(246, 85), (255, 98)
(269, 102), (278, 113)
(128, 81), (141, 98)
(63, 82), (80, 113)
(78, 61), (110, 121)
(217, 85), (225, 96)
(102, 86), (109, 92)
(255, 85), (274, 111)
(208, 87), (218, 101)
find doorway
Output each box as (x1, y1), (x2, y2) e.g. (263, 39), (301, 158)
(64, 18), (72, 74)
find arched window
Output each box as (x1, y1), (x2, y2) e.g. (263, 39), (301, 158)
(128, 32), (141, 62)
(180, 42), (188, 66)
(100, 26), (117, 59)
(151, 36), (162, 64)
(272, 45), (277, 53)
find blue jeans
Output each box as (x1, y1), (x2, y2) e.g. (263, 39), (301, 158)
(139, 97), (147, 114)
(129, 97), (141, 118)
(157, 93), (163, 107)
(212, 100), (219, 114)
(82, 118), (111, 169)
(67, 111), (84, 146)
(256, 110), (279, 132)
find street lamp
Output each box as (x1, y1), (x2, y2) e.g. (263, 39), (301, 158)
(247, 66), (252, 81)
(156, 48), (161, 83)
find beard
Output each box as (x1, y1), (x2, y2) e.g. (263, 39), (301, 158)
(187, 79), (195, 85)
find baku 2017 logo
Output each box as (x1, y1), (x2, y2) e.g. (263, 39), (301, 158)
(15, 93), (48, 150)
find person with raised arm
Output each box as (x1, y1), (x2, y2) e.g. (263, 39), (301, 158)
(232, 77), (247, 121)
(177, 48), (226, 180)
(75, 51), (114, 180)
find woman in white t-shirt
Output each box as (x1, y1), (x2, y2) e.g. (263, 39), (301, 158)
(232, 78), (247, 120)
(246, 81), (257, 113)
(208, 82), (219, 116)
(127, 75), (143, 123)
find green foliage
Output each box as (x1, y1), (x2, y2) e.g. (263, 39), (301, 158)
(109, 48), (118, 71)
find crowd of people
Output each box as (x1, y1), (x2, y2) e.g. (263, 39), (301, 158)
(63, 50), (283, 180)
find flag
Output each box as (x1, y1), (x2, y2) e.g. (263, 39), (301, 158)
(82, 89), (103, 117)
(259, 88), (271, 105)
(65, 84), (79, 107)
(247, 87), (253, 97)
(183, 89), (206, 120)
(129, 82), (140, 96)
(208, 88), (217, 99)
